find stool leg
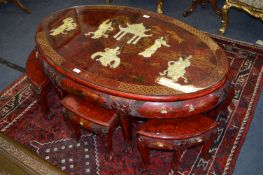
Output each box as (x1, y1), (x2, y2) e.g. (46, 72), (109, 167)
(63, 109), (81, 140)
(169, 149), (185, 174)
(103, 131), (114, 161)
(137, 137), (150, 174)
(202, 131), (217, 159)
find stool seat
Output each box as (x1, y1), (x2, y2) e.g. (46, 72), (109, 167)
(61, 94), (119, 161)
(137, 83), (234, 174)
(138, 115), (217, 140)
(61, 95), (116, 127)
(137, 116), (217, 174)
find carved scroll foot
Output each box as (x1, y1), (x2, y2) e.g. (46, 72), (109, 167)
(219, 3), (230, 34)
(13, 0), (30, 13)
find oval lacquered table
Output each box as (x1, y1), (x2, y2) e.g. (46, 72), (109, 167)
(34, 5), (230, 146)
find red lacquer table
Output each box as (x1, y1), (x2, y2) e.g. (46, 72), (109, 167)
(34, 5), (230, 145)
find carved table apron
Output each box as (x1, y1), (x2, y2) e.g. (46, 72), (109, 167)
(34, 5), (230, 146)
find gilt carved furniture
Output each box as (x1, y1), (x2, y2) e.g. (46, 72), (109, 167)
(136, 83), (235, 174)
(156, 0), (220, 15)
(34, 5), (230, 150)
(220, 0), (263, 33)
(0, 0), (30, 13)
(183, 0), (221, 17)
(25, 50), (52, 119)
(61, 94), (119, 160)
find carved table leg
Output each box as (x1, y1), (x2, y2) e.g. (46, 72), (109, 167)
(111, 101), (132, 153)
(12, 0), (30, 13)
(118, 112), (133, 153)
(182, 0), (200, 17)
(31, 83), (53, 120)
(39, 89), (50, 115)
(157, 0), (164, 14)
(39, 88), (53, 120)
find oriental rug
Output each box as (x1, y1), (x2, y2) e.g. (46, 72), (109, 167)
(0, 35), (262, 175)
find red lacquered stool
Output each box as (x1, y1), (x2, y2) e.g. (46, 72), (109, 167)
(61, 95), (119, 161)
(26, 50), (53, 119)
(137, 115), (217, 174)
(137, 84), (235, 174)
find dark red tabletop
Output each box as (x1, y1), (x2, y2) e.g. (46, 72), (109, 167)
(35, 5), (229, 102)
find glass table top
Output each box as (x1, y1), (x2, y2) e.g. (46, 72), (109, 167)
(35, 5), (229, 100)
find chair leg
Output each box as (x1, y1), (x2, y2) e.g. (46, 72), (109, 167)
(219, 3), (231, 34)
(105, 0), (112, 4)
(157, 0), (164, 14)
(12, 0), (30, 13)
(182, 0), (200, 17)
(137, 137), (150, 175)
(209, 0), (221, 15)
(200, 0), (207, 8)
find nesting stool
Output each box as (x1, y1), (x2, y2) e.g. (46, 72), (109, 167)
(136, 83), (235, 174)
(137, 115), (217, 174)
(26, 50), (52, 119)
(61, 95), (119, 161)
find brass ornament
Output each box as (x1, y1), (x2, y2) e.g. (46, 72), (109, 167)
(114, 23), (152, 44)
(220, 0), (263, 34)
(91, 47), (121, 68)
(49, 17), (77, 36)
(139, 36), (170, 58)
(160, 55), (192, 83)
(85, 19), (113, 39)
